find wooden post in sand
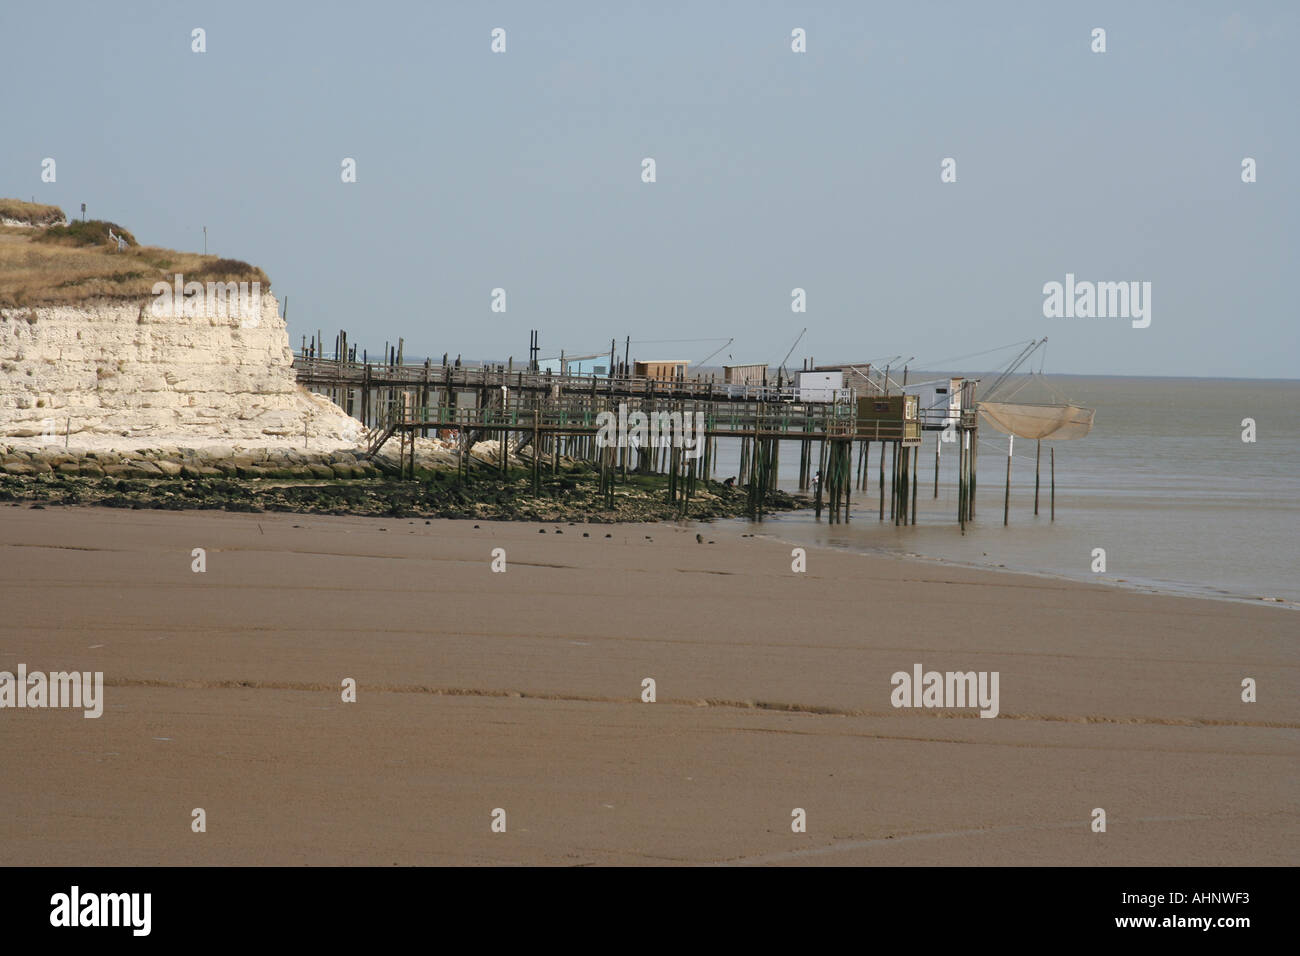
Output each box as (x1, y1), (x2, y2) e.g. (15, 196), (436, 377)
(911, 446), (918, 524)
(823, 442), (833, 523)
(764, 434), (774, 494)
(958, 428), (966, 534)
(907, 445), (914, 522)
(843, 441), (851, 522)
(895, 442), (904, 526)
(422, 359), (431, 438)
(361, 363), (370, 427)
(698, 429), (707, 488)
(1050, 446), (1055, 521)
(825, 439), (843, 524)
(1034, 439), (1041, 516)
(966, 431), (974, 525)
(532, 407), (540, 494)
(879, 441), (886, 520)
(686, 440), (696, 504)
(1003, 435), (1013, 526)
(458, 426), (467, 483)
(891, 443), (898, 525)
(891, 442), (899, 523)
(668, 432), (679, 505)
(896, 444), (903, 523)
(814, 445), (823, 519)
(934, 433), (940, 498)
(904, 444), (912, 523)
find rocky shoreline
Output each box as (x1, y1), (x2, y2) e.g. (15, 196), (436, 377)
(1, 443), (381, 480)
(0, 454), (808, 522)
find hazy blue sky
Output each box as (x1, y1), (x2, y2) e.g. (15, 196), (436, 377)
(5, 1), (1296, 377)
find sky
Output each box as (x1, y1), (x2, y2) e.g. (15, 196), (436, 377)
(3, 0), (1296, 378)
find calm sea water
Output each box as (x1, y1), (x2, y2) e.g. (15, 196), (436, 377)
(712, 376), (1300, 607)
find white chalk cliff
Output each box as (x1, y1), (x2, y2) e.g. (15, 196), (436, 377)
(0, 293), (364, 450)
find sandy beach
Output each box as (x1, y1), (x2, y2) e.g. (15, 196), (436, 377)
(1, 505), (1295, 866)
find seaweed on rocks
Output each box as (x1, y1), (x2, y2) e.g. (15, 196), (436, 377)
(0, 470), (807, 522)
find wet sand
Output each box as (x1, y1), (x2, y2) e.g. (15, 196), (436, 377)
(1, 506), (1295, 865)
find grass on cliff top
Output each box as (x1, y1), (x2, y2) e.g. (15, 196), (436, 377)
(0, 199), (68, 226)
(0, 201), (269, 308)
(34, 218), (138, 247)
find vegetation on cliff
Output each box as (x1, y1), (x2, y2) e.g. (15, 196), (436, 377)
(0, 199), (268, 308)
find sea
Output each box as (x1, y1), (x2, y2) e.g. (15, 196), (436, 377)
(714, 376), (1300, 608)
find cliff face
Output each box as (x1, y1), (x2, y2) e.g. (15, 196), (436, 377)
(0, 292), (363, 450)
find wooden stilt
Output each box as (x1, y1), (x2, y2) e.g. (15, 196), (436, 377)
(890, 442), (898, 522)
(532, 409), (540, 494)
(812, 439), (823, 518)
(934, 433), (941, 498)
(911, 445), (918, 524)
(958, 429), (966, 534)
(879, 441), (886, 520)
(1003, 435), (1013, 526)
(770, 438), (780, 493)
(902, 443), (908, 522)
(843, 441), (851, 522)
(1034, 439), (1041, 516)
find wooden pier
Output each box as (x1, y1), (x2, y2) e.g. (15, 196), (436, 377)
(292, 348), (980, 525)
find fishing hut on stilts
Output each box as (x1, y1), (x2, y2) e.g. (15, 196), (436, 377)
(291, 330), (990, 528)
